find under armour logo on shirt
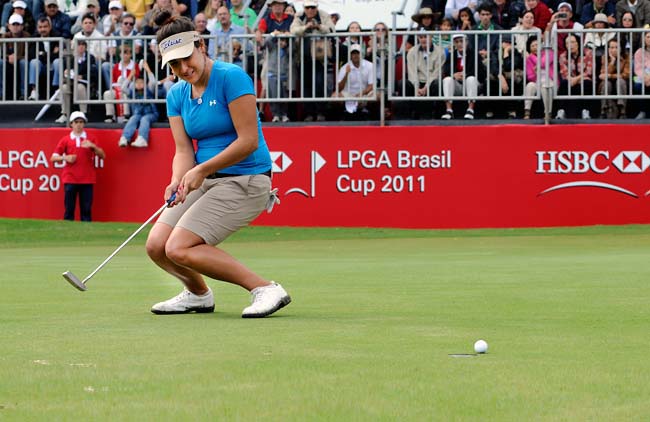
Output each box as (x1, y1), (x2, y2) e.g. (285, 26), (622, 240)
(209, 100), (216, 106)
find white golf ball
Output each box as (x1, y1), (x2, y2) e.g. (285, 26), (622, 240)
(474, 339), (488, 354)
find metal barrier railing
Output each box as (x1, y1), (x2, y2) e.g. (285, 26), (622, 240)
(0, 37), (65, 106)
(1, 28), (649, 124)
(389, 29), (543, 101)
(553, 27), (649, 99)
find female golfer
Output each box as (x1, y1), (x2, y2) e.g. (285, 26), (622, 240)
(145, 10), (290, 317)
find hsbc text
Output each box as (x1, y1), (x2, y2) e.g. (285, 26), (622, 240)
(536, 151), (609, 174)
(338, 150), (451, 169)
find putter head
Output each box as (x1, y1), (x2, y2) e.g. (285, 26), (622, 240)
(62, 271), (87, 291)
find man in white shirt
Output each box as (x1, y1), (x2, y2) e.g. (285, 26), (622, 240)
(72, 12), (108, 62)
(333, 43), (375, 119)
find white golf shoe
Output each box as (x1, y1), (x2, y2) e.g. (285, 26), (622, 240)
(242, 282), (291, 318)
(151, 288), (214, 315)
(131, 136), (148, 148)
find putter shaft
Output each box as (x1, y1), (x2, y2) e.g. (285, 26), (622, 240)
(61, 194), (176, 291)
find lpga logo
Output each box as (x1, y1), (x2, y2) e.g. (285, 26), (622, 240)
(536, 150), (650, 198)
(270, 150), (326, 198)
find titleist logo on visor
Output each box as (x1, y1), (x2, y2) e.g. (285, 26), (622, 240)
(160, 37), (183, 51)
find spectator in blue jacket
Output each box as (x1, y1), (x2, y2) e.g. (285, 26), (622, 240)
(43, 0), (72, 39)
(580, 0), (616, 27)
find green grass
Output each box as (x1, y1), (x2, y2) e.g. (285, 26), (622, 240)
(1, 219), (650, 420)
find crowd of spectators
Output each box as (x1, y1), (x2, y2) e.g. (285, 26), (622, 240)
(1, 0), (649, 122)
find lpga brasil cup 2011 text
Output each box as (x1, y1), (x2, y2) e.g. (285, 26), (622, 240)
(335, 149), (452, 197)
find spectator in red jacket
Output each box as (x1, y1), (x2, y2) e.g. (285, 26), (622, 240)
(524, 0), (552, 30)
(103, 43), (141, 122)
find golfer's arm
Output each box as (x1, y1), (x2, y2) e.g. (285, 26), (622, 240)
(193, 94), (259, 176)
(169, 116), (198, 184)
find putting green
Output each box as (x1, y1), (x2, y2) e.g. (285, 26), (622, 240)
(1, 220), (650, 420)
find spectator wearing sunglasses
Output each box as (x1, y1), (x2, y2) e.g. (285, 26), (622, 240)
(103, 12), (142, 90)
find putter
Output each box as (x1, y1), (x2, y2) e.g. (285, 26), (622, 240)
(62, 193), (176, 291)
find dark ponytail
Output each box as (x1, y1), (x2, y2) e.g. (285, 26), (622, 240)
(155, 10), (196, 44)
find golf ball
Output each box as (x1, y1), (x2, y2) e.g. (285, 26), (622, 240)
(474, 340), (488, 354)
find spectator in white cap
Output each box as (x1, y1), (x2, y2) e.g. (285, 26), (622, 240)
(1, 0), (34, 34)
(546, 2), (582, 56)
(333, 43), (375, 120)
(0, 13), (31, 99)
(103, 0), (124, 36)
(50, 111), (105, 222)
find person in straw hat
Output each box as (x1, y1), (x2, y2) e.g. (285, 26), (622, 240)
(411, 6), (437, 29)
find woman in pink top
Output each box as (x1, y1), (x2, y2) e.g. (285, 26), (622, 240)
(523, 36), (555, 119)
(632, 29), (650, 118)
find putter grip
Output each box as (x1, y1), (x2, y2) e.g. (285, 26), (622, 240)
(166, 192), (177, 206)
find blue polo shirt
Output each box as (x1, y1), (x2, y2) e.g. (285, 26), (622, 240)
(166, 61), (271, 175)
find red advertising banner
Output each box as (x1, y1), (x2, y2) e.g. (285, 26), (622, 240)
(2, 125), (650, 228)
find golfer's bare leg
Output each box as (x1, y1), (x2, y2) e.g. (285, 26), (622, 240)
(146, 222), (209, 295)
(164, 227), (270, 292)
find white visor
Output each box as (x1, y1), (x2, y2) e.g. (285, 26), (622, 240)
(159, 31), (201, 68)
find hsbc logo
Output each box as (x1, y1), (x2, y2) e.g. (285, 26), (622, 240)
(537, 150), (650, 198)
(612, 151), (650, 173)
(536, 151), (650, 174)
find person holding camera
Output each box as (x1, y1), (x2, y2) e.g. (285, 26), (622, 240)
(546, 2), (583, 56)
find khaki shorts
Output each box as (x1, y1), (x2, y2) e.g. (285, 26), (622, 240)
(157, 174), (271, 245)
